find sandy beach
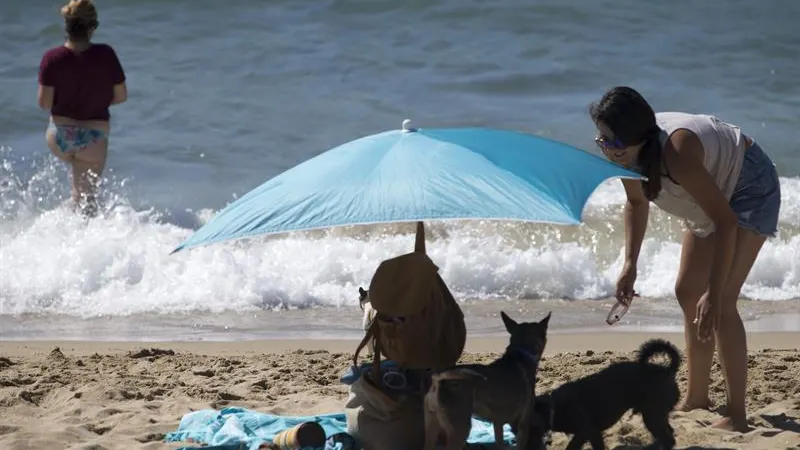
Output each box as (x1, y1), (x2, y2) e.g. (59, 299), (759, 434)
(3, 1), (799, 450)
(0, 332), (798, 450)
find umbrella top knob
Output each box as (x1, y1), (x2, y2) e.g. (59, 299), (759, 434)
(401, 119), (416, 133)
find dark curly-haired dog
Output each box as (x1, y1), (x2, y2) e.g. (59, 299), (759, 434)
(525, 338), (682, 450)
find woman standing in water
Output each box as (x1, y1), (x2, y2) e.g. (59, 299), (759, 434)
(38, 0), (127, 217)
(590, 86), (781, 432)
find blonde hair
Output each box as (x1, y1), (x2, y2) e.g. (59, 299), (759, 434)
(61, 0), (97, 21)
(60, 0), (98, 40)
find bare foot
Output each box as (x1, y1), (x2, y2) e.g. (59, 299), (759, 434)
(710, 416), (751, 433)
(676, 399), (711, 412)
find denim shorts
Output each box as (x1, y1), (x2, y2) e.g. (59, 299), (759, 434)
(729, 141), (782, 237)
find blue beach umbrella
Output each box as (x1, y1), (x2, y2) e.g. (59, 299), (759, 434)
(172, 120), (641, 254)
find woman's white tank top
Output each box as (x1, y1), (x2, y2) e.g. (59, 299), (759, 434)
(652, 111), (746, 237)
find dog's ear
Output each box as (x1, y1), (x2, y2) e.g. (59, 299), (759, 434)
(358, 287), (367, 310)
(501, 311), (519, 334)
(539, 311), (552, 328)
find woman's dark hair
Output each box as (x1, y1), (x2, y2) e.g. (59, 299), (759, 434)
(65, 17), (97, 40)
(589, 86), (663, 201)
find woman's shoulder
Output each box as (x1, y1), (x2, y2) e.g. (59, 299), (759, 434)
(656, 111), (722, 125)
(655, 111), (701, 123)
(92, 43), (124, 62)
(84, 42), (116, 55)
(656, 111), (721, 137)
(42, 45), (70, 60)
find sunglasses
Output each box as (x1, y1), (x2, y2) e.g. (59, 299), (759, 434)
(605, 292), (640, 325)
(594, 134), (626, 150)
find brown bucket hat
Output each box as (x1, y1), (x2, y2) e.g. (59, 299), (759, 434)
(368, 251), (439, 317)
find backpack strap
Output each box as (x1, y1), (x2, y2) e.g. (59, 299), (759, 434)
(352, 319), (385, 385)
(371, 327), (382, 384)
(353, 319), (376, 368)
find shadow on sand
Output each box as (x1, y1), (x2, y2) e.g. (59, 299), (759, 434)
(611, 446), (735, 450)
(759, 412), (800, 434)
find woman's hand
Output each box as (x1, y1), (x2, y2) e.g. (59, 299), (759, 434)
(695, 292), (721, 342)
(616, 262), (637, 305)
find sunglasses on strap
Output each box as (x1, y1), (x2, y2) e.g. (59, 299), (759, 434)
(605, 292), (640, 325)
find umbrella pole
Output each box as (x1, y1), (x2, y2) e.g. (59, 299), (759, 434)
(414, 221), (426, 254)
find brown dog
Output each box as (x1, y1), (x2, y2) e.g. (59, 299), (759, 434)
(423, 311), (551, 450)
(424, 368), (487, 450)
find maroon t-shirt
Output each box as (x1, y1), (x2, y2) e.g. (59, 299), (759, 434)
(38, 43), (126, 121)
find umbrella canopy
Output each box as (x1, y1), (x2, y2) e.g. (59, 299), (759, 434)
(172, 120), (641, 254)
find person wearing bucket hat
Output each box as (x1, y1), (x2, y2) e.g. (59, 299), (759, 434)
(346, 223), (467, 450)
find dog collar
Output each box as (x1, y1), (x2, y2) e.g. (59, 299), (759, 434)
(510, 346), (540, 364)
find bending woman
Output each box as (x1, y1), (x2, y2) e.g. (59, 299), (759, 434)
(590, 86), (781, 432)
(38, 0), (127, 216)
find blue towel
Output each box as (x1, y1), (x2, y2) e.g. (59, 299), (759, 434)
(164, 407), (517, 449)
(339, 361), (398, 385)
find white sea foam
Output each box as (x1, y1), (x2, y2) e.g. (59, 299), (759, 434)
(2, 151), (797, 318)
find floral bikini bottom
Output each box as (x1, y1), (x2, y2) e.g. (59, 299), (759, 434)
(47, 119), (106, 153)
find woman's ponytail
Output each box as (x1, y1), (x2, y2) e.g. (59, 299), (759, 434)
(637, 128), (663, 201)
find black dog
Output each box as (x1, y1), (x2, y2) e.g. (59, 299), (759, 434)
(527, 338), (682, 450)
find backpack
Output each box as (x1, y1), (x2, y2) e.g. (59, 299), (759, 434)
(353, 222), (466, 384)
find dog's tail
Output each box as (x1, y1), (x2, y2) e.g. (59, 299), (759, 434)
(637, 338), (681, 375)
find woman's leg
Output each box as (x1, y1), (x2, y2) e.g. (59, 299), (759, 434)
(712, 227), (766, 431)
(674, 227), (766, 430)
(70, 138), (108, 217)
(674, 231), (715, 411)
(46, 128), (80, 205)
(46, 125), (108, 213)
